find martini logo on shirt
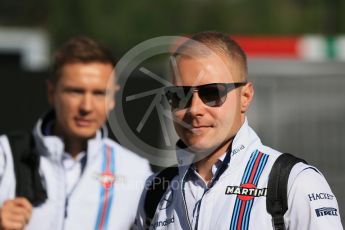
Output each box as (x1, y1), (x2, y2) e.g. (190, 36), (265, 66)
(225, 183), (267, 201)
(99, 172), (115, 189)
(94, 172), (116, 189)
(93, 172), (126, 186)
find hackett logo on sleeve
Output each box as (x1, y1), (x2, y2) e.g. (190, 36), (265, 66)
(308, 193), (334, 202)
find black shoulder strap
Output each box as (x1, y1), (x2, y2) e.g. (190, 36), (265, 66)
(144, 166), (178, 229)
(7, 132), (47, 207)
(266, 153), (307, 230)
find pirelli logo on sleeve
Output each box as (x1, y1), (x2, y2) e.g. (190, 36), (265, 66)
(315, 207), (338, 217)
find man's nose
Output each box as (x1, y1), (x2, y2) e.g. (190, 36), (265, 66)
(80, 94), (93, 113)
(188, 91), (205, 116)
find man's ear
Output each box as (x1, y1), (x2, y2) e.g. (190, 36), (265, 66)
(107, 97), (115, 111)
(106, 84), (120, 112)
(46, 80), (56, 107)
(240, 82), (254, 113)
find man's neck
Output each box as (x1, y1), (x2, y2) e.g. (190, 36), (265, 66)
(53, 125), (88, 158)
(195, 141), (232, 184)
(64, 138), (87, 158)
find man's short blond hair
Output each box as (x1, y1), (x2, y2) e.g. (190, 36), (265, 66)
(173, 31), (248, 81)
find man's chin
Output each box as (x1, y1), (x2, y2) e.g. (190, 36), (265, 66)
(182, 136), (229, 156)
(184, 141), (217, 156)
(70, 129), (97, 140)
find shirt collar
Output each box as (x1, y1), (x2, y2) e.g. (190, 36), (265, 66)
(188, 152), (225, 179)
(33, 110), (107, 159)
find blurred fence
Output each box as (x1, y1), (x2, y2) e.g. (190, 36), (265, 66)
(247, 59), (345, 223)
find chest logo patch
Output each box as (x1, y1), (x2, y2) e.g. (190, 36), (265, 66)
(94, 172), (116, 189)
(225, 183), (267, 201)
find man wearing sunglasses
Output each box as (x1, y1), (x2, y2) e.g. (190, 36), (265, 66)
(134, 31), (343, 230)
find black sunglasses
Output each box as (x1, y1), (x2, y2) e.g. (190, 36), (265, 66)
(164, 82), (247, 109)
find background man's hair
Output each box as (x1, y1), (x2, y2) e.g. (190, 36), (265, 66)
(51, 36), (116, 83)
(173, 31), (248, 80)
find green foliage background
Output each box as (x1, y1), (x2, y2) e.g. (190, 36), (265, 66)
(0, 0), (344, 55)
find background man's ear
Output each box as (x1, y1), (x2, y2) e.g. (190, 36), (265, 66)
(108, 98), (115, 111)
(240, 82), (254, 113)
(107, 83), (120, 112)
